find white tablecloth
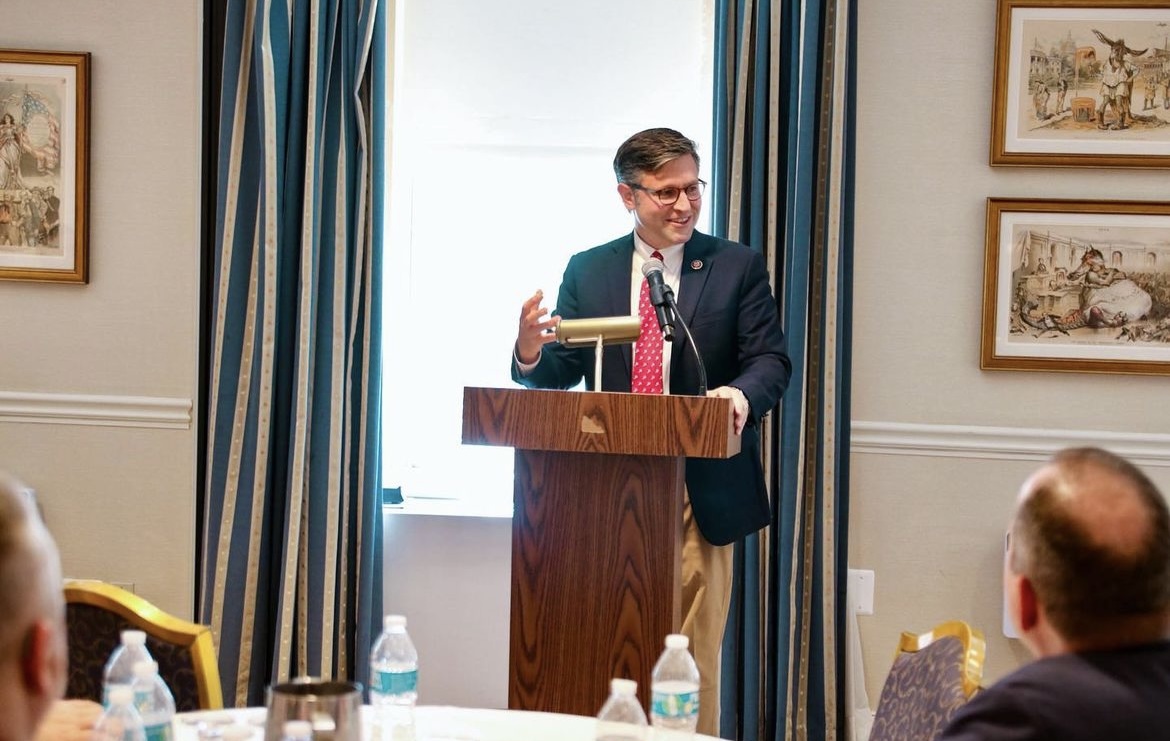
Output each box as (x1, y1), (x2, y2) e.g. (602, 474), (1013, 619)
(174, 705), (724, 740)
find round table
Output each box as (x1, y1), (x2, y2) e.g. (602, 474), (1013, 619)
(174, 705), (722, 740)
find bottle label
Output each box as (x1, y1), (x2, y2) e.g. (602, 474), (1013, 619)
(145, 722), (173, 741)
(374, 668), (418, 694)
(651, 690), (699, 721)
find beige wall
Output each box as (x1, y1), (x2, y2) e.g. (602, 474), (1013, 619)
(851, 0), (1170, 701)
(0, 1), (201, 617)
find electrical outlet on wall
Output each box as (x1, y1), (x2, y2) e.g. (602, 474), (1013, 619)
(848, 568), (875, 616)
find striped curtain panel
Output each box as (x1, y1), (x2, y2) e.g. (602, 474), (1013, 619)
(200, 0), (387, 706)
(712, 1), (855, 740)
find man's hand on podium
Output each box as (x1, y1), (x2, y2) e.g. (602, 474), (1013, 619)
(516, 289), (561, 365)
(707, 385), (749, 435)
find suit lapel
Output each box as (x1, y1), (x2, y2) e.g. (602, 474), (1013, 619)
(671, 233), (715, 385)
(599, 235), (634, 314)
(677, 232), (714, 326)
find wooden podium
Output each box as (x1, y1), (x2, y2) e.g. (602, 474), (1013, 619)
(461, 386), (739, 717)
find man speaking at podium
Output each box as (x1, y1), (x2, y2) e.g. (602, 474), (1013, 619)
(510, 127), (791, 734)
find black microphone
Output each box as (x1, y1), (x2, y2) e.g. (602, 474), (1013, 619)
(641, 257), (675, 342)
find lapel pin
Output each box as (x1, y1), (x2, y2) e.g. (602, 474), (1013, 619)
(690, 259), (703, 271)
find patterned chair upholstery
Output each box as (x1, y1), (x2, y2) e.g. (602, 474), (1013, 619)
(868, 620), (985, 741)
(64, 580), (224, 711)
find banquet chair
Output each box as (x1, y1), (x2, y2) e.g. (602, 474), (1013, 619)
(64, 579), (224, 711)
(867, 619), (985, 741)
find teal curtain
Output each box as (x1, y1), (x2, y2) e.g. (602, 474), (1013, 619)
(712, 1), (855, 739)
(199, 0), (386, 706)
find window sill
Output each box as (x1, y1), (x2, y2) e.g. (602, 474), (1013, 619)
(382, 495), (513, 519)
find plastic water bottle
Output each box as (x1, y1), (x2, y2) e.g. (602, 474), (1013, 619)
(595, 678), (648, 741)
(281, 720), (313, 741)
(650, 634), (700, 735)
(103, 630), (154, 706)
(132, 660), (176, 741)
(370, 614), (419, 737)
(94, 684), (147, 741)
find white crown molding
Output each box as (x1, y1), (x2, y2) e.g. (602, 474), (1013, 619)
(0, 391), (192, 430)
(851, 421), (1170, 468)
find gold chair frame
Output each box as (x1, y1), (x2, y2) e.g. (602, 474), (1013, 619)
(64, 579), (224, 709)
(891, 619), (986, 697)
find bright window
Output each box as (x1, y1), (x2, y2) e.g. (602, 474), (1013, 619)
(382, 0), (714, 516)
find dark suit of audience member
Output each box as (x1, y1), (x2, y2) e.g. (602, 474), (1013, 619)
(939, 447), (1170, 741)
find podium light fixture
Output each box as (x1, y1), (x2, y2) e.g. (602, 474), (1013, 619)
(554, 315), (642, 391)
(554, 316), (641, 346)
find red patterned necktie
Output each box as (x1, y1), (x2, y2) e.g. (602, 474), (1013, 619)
(632, 251), (664, 394)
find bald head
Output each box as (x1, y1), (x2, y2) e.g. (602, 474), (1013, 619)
(1009, 447), (1170, 647)
(0, 472), (67, 740)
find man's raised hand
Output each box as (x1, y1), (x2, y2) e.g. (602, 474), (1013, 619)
(515, 289), (560, 364)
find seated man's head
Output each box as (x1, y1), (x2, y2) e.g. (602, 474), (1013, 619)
(0, 472), (67, 740)
(1005, 447), (1170, 657)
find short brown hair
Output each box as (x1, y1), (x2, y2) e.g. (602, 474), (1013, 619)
(1010, 447), (1170, 641)
(612, 128), (700, 184)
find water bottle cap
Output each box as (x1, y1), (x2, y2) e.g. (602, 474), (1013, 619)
(108, 685), (135, 705)
(610, 678), (638, 696)
(282, 720), (313, 736)
(384, 614), (407, 630)
(132, 660), (159, 679)
(665, 634), (689, 650)
(121, 629), (147, 646)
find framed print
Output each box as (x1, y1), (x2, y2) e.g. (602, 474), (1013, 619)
(0, 49), (89, 283)
(991, 0), (1170, 168)
(982, 198), (1170, 375)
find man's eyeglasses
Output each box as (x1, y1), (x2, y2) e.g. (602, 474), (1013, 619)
(629, 179), (706, 207)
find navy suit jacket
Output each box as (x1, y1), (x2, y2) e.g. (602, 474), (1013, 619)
(938, 642), (1170, 741)
(511, 231), (791, 545)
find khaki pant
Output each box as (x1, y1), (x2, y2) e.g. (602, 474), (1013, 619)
(679, 492), (734, 739)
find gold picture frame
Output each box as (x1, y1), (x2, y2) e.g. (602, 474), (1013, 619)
(0, 49), (90, 283)
(982, 197), (1170, 375)
(991, 0), (1170, 168)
